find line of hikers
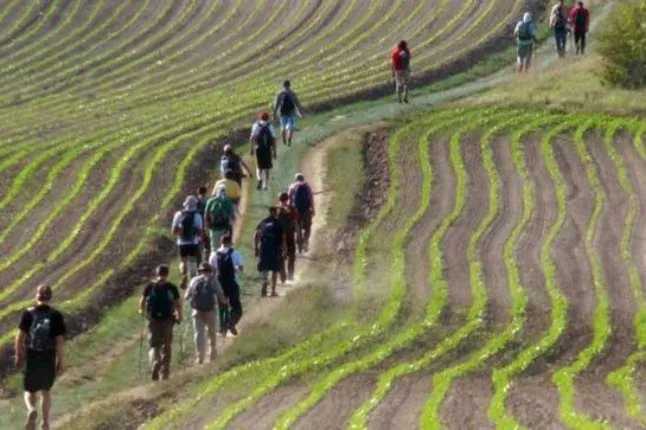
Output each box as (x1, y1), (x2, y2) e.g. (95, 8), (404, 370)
(514, 1), (590, 73)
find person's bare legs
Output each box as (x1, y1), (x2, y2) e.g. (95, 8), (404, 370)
(270, 271), (278, 295)
(281, 128), (288, 145)
(40, 391), (51, 430)
(24, 392), (37, 430)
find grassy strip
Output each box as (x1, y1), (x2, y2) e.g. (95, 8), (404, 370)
(605, 120), (646, 426)
(0, 0), (64, 56)
(549, 120), (611, 430)
(420, 113), (560, 428)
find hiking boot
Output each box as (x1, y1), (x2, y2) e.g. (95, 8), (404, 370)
(287, 139), (292, 147)
(261, 283), (268, 297)
(256, 180), (262, 190)
(229, 325), (238, 336)
(25, 410), (37, 430)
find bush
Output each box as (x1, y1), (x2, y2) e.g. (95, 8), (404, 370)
(597, 0), (646, 89)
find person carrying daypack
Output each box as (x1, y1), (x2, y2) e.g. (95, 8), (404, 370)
(254, 206), (286, 297)
(171, 196), (204, 278)
(514, 12), (539, 73)
(249, 112), (277, 191)
(210, 234), (244, 336)
(213, 169), (242, 209)
(569, 1), (590, 55)
(139, 265), (182, 380)
(277, 192), (298, 283)
(390, 40), (412, 103)
(15, 284), (66, 430)
(550, 1), (568, 57)
(273, 80), (304, 147)
(288, 173), (315, 254)
(184, 263), (224, 364)
(220, 144), (253, 186)
(205, 186), (235, 251)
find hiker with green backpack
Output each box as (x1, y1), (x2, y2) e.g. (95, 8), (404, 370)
(184, 262), (225, 364)
(171, 196), (204, 278)
(514, 12), (539, 73)
(139, 265), (182, 381)
(569, 1), (590, 55)
(204, 187), (235, 251)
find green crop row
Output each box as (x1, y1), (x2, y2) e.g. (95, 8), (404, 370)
(420, 113), (559, 429)
(0, 1), (43, 51)
(0, 0), (65, 58)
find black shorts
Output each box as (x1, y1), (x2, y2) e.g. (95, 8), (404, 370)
(24, 350), (56, 392)
(178, 244), (199, 258)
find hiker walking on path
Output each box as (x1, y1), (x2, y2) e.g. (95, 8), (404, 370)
(273, 80), (304, 147)
(210, 235), (244, 336)
(184, 263), (224, 364)
(15, 285), (66, 430)
(514, 12), (539, 73)
(569, 1), (590, 55)
(250, 112), (277, 191)
(391, 40), (412, 103)
(213, 169), (242, 209)
(550, 1), (569, 57)
(139, 265), (182, 381)
(254, 206), (286, 297)
(205, 186), (236, 251)
(278, 192), (298, 283)
(197, 186), (209, 263)
(221, 144), (252, 186)
(172, 196), (204, 278)
(288, 173), (315, 254)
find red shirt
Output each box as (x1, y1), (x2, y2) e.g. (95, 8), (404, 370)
(569, 7), (589, 31)
(391, 46), (411, 71)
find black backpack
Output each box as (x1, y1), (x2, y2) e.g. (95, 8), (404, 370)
(279, 91), (296, 115)
(256, 124), (273, 150)
(217, 248), (236, 285)
(260, 220), (278, 249)
(293, 183), (311, 214)
(222, 155), (242, 180)
(554, 6), (566, 28)
(178, 211), (197, 241)
(399, 50), (410, 68)
(146, 282), (174, 319)
(190, 276), (215, 312)
(28, 308), (54, 352)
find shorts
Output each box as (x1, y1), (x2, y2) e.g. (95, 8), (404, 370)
(178, 243), (200, 259)
(517, 44), (533, 60)
(258, 247), (281, 272)
(280, 115), (296, 130)
(24, 350), (56, 392)
(394, 70), (410, 87)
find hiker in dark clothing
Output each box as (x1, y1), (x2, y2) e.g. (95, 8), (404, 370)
(221, 144), (252, 186)
(249, 112), (277, 191)
(288, 173), (315, 254)
(254, 206), (286, 297)
(139, 265), (182, 381)
(171, 195), (204, 278)
(273, 80), (304, 146)
(569, 1), (590, 55)
(15, 284), (66, 430)
(277, 192), (298, 283)
(550, 0), (569, 57)
(196, 186), (209, 262)
(211, 235), (244, 335)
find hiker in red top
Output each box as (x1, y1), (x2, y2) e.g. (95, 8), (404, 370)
(390, 40), (411, 104)
(569, 1), (590, 55)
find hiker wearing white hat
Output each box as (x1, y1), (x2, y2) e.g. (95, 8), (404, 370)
(172, 195), (204, 278)
(514, 12), (539, 72)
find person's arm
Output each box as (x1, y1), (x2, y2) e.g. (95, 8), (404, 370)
(292, 92), (304, 117)
(249, 125), (257, 155)
(139, 296), (146, 314)
(184, 281), (194, 301)
(174, 289), (183, 321)
(253, 228), (261, 258)
(55, 336), (65, 375)
(273, 92), (280, 118)
(14, 330), (26, 368)
(307, 183), (315, 215)
(171, 212), (181, 237)
(233, 250), (244, 273)
(240, 158), (253, 177)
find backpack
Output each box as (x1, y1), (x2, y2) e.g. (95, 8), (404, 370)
(517, 22), (532, 41)
(146, 282), (174, 319)
(399, 50), (410, 68)
(178, 211), (197, 241)
(28, 308), (54, 352)
(217, 248), (236, 285)
(190, 276), (215, 312)
(574, 9), (586, 27)
(278, 206), (295, 234)
(279, 91), (296, 115)
(221, 155), (242, 180)
(256, 123), (273, 150)
(207, 196), (232, 230)
(260, 220), (277, 249)
(293, 183), (311, 214)
(554, 6), (566, 28)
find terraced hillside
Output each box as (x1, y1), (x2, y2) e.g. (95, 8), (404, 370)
(0, 0), (522, 359)
(138, 107), (646, 429)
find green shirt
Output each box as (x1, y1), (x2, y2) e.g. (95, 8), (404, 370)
(204, 196), (234, 230)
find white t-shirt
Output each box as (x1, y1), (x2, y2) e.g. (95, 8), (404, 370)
(209, 247), (244, 283)
(250, 121), (276, 139)
(171, 211), (203, 245)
